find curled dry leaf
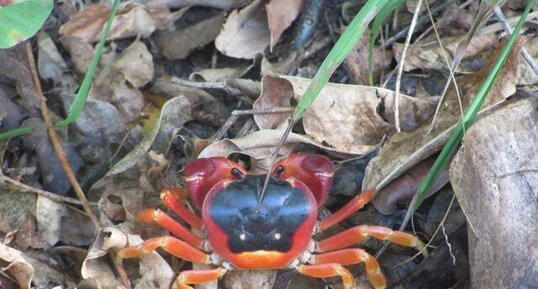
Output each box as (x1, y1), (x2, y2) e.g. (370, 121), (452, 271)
(449, 96), (538, 289)
(155, 13), (225, 60)
(106, 96), (191, 177)
(0, 243), (34, 289)
(82, 225), (174, 289)
(253, 75), (294, 129)
(89, 41), (153, 122)
(282, 76), (438, 154)
(266, 0), (305, 48)
(215, 0), (270, 59)
(190, 65), (252, 83)
(363, 38), (523, 192)
(59, 3), (156, 43)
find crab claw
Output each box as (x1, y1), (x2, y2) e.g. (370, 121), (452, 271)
(184, 157), (247, 210)
(271, 153), (334, 205)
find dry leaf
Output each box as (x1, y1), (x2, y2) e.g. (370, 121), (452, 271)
(393, 34), (497, 72)
(266, 0), (306, 48)
(190, 65), (252, 82)
(37, 33), (78, 92)
(0, 244), (34, 289)
(283, 76), (438, 154)
(59, 3), (156, 43)
(146, 0), (246, 9)
(155, 13), (225, 60)
(60, 36), (94, 74)
(89, 41), (153, 122)
(363, 38), (523, 192)
(253, 75), (294, 129)
(215, 0), (270, 59)
(449, 96), (538, 289)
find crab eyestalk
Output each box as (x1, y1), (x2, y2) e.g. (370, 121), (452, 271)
(184, 157), (247, 210)
(272, 153), (334, 205)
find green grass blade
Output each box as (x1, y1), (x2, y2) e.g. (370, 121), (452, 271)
(412, 0), (534, 211)
(292, 0), (392, 120)
(55, 0), (120, 128)
(367, 0), (405, 85)
(0, 0), (53, 48)
(0, 127), (34, 140)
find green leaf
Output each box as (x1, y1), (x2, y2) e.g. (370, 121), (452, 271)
(367, 0), (405, 85)
(292, 0), (392, 120)
(0, 0), (53, 49)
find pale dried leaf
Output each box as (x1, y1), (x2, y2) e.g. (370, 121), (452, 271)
(59, 3), (156, 43)
(106, 96), (191, 176)
(215, 0), (270, 59)
(37, 33), (77, 92)
(89, 41), (153, 122)
(190, 65), (252, 82)
(0, 243), (34, 289)
(266, 0), (305, 48)
(146, 0), (246, 9)
(60, 36), (94, 74)
(449, 96), (538, 289)
(155, 13), (225, 60)
(36, 196), (64, 247)
(345, 28), (392, 84)
(253, 75), (294, 129)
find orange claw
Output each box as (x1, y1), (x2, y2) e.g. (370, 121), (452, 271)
(137, 209), (202, 248)
(318, 225), (426, 253)
(319, 189), (375, 231)
(296, 263), (355, 289)
(160, 188), (203, 229)
(176, 268), (227, 289)
(314, 249), (386, 289)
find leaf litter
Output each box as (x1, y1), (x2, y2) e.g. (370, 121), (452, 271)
(1, 1), (537, 289)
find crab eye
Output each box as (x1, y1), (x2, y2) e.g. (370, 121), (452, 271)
(273, 165), (284, 177)
(231, 168), (245, 179)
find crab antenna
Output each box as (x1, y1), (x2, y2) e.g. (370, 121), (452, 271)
(257, 119), (297, 210)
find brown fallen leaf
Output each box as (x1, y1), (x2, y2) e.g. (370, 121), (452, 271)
(60, 36), (94, 75)
(449, 96), (538, 289)
(253, 75), (294, 129)
(266, 0), (306, 48)
(190, 65), (252, 83)
(393, 33), (498, 73)
(363, 38), (523, 192)
(155, 13), (225, 60)
(0, 243), (34, 289)
(59, 3), (156, 43)
(146, 0), (247, 9)
(215, 0), (271, 59)
(282, 76), (438, 154)
(89, 41), (153, 122)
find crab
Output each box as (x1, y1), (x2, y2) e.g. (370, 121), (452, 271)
(118, 153), (425, 289)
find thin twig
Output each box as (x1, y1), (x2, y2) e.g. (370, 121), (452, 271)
(25, 43), (100, 228)
(491, 3), (538, 76)
(393, 0), (423, 132)
(0, 173), (90, 205)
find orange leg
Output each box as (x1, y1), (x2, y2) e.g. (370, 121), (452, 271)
(319, 190), (375, 231)
(137, 209), (202, 247)
(118, 236), (209, 264)
(318, 225), (426, 253)
(296, 263), (355, 289)
(175, 268), (227, 289)
(160, 188), (203, 229)
(313, 249), (386, 289)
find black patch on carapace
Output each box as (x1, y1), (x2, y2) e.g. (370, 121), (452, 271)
(209, 176), (313, 253)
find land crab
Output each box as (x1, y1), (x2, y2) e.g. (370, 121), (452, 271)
(119, 153), (425, 289)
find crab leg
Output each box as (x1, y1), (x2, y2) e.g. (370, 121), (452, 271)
(137, 209), (202, 248)
(296, 263), (355, 289)
(313, 248), (386, 289)
(175, 268), (227, 289)
(118, 236), (209, 264)
(318, 225), (426, 253)
(160, 188), (203, 229)
(318, 189), (375, 231)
